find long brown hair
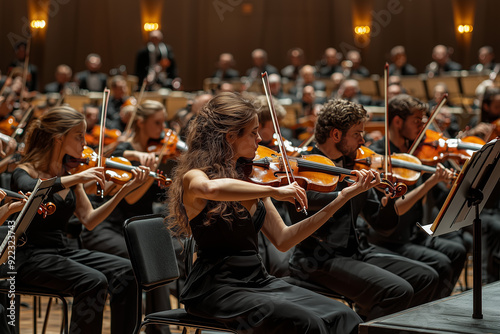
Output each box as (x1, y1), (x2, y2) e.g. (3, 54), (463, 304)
(167, 92), (258, 237)
(21, 106), (84, 172)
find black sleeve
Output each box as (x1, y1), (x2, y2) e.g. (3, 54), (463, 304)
(11, 168), (65, 195)
(361, 188), (399, 236)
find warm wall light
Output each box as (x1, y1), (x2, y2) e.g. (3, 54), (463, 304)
(144, 22), (159, 31)
(30, 20), (46, 29)
(457, 24), (473, 33)
(354, 26), (370, 35)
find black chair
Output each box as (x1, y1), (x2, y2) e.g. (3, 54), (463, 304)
(123, 214), (237, 334)
(281, 276), (354, 309)
(0, 281), (70, 334)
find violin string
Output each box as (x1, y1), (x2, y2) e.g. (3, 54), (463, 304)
(297, 159), (353, 176)
(19, 36), (31, 109)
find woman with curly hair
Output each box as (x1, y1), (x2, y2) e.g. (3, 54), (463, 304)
(167, 92), (380, 333)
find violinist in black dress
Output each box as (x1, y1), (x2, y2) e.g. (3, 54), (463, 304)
(10, 106), (148, 334)
(167, 92), (382, 333)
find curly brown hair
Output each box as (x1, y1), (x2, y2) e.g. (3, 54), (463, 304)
(167, 92), (259, 237)
(315, 99), (367, 144)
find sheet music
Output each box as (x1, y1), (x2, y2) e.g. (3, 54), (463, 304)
(0, 177), (56, 265)
(420, 139), (500, 237)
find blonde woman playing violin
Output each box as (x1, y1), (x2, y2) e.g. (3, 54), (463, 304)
(10, 106), (148, 334)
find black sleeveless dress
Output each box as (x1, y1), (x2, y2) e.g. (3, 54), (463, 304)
(180, 200), (361, 334)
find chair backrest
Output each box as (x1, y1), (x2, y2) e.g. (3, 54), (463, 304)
(124, 214), (179, 291)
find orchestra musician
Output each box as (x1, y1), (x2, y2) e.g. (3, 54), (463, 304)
(368, 94), (466, 300)
(286, 98), (439, 321)
(7, 41), (38, 92)
(43, 64), (75, 94)
(74, 53), (108, 92)
(135, 30), (178, 89)
(167, 92), (380, 333)
(10, 106), (149, 334)
(81, 99), (172, 334)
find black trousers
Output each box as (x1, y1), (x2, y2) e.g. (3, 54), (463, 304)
(481, 211), (500, 283)
(371, 236), (467, 299)
(82, 221), (172, 334)
(17, 247), (137, 334)
(290, 247), (439, 321)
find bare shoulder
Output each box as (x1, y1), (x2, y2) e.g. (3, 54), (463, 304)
(16, 163), (38, 178)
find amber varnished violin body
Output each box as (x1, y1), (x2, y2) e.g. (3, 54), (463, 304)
(0, 116), (18, 136)
(65, 146), (171, 188)
(355, 145), (439, 185)
(244, 145), (407, 198)
(415, 129), (484, 165)
(85, 126), (122, 147)
(147, 128), (187, 162)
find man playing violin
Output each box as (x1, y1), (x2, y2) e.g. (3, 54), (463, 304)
(368, 94), (467, 300)
(287, 98), (439, 321)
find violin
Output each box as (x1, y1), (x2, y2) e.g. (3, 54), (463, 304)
(65, 146), (172, 188)
(244, 145), (407, 198)
(355, 145), (447, 185)
(85, 125), (122, 147)
(0, 115), (18, 136)
(146, 128), (187, 162)
(414, 129), (484, 165)
(1, 187), (56, 218)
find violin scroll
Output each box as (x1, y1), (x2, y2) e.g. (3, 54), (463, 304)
(38, 202), (57, 218)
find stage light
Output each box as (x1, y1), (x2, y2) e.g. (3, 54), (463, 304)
(144, 22), (159, 32)
(30, 20), (46, 29)
(354, 26), (370, 35)
(457, 24), (473, 34)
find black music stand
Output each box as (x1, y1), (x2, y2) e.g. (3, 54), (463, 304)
(0, 177), (56, 265)
(418, 138), (500, 319)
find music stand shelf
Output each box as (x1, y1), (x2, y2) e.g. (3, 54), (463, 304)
(0, 178), (56, 265)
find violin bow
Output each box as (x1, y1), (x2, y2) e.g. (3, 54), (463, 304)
(19, 37), (31, 109)
(261, 72), (307, 214)
(290, 133), (315, 158)
(97, 88), (111, 197)
(383, 63), (394, 186)
(0, 71), (15, 98)
(11, 105), (34, 140)
(12, 37), (33, 136)
(407, 93), (447, 156)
